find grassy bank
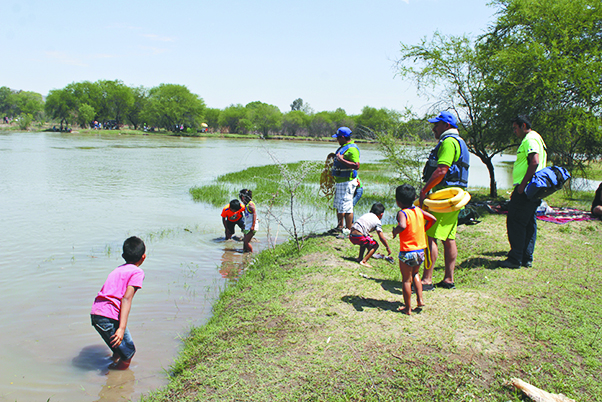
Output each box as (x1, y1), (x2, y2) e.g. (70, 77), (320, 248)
(143, 204), (601, 401)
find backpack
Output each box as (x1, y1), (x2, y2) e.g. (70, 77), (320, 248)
(524, 166), (571, 200)
(457, 205), (480, 225)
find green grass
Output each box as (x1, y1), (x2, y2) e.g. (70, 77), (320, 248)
(142, 206), (602, 401)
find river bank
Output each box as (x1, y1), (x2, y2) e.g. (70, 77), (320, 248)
(142, 209), (602, 401)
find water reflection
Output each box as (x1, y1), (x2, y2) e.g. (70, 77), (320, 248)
(96, 369), (136, 402)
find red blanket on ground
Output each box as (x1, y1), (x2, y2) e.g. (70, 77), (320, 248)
(535, 207), (597, 224)
(487, 204), (597, 224)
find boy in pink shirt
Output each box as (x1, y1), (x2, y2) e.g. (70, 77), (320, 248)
(91, 236), (146, 370)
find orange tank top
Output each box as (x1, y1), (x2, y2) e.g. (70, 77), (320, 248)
(398, 207), (427, 252)
(221, 204), (245, 221)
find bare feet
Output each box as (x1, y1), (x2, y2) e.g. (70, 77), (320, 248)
(108, 358), (131, 370)
(397, 306), (411, 315)
(359, 261), (372, 268)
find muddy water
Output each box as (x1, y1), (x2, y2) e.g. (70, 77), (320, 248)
(0, 132), (392, 402)
(0, 131), (537, 401)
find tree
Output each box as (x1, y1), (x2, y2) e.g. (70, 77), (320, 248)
(282, 110), (310, 136)
(13, 91), (44, 119)
(45, 88), (77, 129)
(125, 86), (148, 130)
(204, 108), (221, 130)
(308, 111), (334, 138)
(246, 101), (282, 137)
(480, 0), (602, 179)
(0, 86), (12, 116)
(290, 98), (304, 111)
(77, 103), (96, 128)
(218, 104), (247, 134)
(142, 84), (205, 133)
(354, 106), (400, 136)
(97, 80), (134, 126)
(395, 32), (512, 197)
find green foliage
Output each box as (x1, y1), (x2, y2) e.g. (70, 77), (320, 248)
(77, 103), (95, 128)
(125, 86), (148, 130)
(290, 97), (303, 111)
(204, 107), (221, 130)
(45, 87), (76, 127)
(17, 113), (33, 130)
(354, 106), (401, 135)
(143, 83), (206, 133)
(281, 110), (310, 136)
(218, 104), (247, 134)
(395, 32), (509, 197)
(0, 87), (44, 121)
(246, 101), (282, 137)
(481, 0), (602, 178)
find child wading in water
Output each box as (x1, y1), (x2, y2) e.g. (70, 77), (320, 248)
(392, 185), (436, 315)
(221, 199), (245, 240)
(348, 202), (392, 267)
(91, 236), (146, 370)
(239, 189), (258, 252)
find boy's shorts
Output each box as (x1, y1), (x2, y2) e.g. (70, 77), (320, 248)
(398, 249), (425, 267)
(349, 234), (378, 249)
(226, 219), (244, 234)
(426, 209), (461, 240)
(91, 314), (136, 360)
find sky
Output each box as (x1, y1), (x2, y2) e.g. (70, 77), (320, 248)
(3, 0), (498, 115)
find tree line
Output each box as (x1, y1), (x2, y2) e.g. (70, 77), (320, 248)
(1, 0), (600, 197)
(1, 81), (417, 139)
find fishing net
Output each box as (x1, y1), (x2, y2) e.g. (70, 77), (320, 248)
(319, 154), (335, 200)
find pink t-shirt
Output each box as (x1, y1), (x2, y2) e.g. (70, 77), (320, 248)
(91, 264), (145, 320)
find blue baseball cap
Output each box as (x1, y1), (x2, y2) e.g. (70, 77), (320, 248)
(332, 126), (352, 138)
(427, 111), (458, 128)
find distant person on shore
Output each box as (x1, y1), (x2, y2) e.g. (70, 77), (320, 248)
(591, 182), (602, 218)
(498, 115), (547, 268)
(221, 199), (245, 240)
(419, 111), (470, 290)
(91, 236), (146, 370)
(348, 202), (391, 267)
(330, 127), (360, 233)
(393, 184), (437, 315)
(239, 189), (258, 252)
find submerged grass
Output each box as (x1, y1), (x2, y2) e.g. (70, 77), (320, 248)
(143, 206), (602, 401)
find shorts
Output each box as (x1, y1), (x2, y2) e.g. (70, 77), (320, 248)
(426, 209), (461, 240)
(349, 234), (378, 249)
(91, 314), (136, 360)
(333, 180), (357, 213)
(243, 229), (256, 236)
(398, 249), (425, 266)
(226, 219), (244, 234)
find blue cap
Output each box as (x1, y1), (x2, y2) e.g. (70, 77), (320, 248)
(332, 127), (352, 138)
(427, 111), (458, 128)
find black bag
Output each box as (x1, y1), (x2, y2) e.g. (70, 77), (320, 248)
(458, 206), (480, 225)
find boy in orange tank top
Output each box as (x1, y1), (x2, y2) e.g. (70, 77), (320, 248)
(392, 184), (437, 315)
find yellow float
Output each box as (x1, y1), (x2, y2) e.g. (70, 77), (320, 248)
(414, 187), (471, 213)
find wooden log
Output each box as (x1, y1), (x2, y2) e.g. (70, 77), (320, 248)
(509, 378), (575, 402)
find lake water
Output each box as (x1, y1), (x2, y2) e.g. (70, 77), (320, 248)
(0, 131), (534, 401)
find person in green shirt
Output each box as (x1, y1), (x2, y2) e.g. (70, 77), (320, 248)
(498, 115), (547, 268)
(419, 111), (470, 290)
(330, 127), (360, 231)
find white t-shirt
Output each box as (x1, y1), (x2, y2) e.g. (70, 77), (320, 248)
(351, 212), (382, 236)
